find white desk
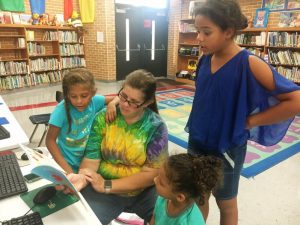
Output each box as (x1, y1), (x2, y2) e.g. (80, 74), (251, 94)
(0, 154), (102, 225)
(0, 96), (29, 151)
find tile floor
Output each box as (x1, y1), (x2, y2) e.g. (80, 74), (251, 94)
(2, 80), (300, 225)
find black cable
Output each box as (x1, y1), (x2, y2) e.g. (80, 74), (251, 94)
(23, 204), (36, 216)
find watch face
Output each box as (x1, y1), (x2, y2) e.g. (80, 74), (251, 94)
(104, 180), (112, 192)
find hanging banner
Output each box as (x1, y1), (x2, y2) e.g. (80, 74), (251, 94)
(29, 0), (45, 15)
(0, 0), (25, 12)
(79, 0), (95, 23)
(64, 0), (73, 20)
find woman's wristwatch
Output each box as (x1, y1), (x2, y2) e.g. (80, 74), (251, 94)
(104, 180), (112, 193)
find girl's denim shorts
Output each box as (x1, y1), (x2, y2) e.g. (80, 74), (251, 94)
(188, 140), (247, 200)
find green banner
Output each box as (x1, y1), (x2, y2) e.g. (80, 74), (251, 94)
(0, 0), (25, 12)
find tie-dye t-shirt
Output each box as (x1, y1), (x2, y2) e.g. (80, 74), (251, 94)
(85, 107), (168, 192)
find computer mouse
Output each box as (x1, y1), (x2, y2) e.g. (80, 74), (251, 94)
(33, 186), (57, 204)
(21, 153), (29, 161)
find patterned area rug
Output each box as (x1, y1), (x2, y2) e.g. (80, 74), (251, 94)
(157, 87), (300, 178)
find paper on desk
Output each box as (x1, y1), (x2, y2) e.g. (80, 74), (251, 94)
(19, 144), (79, 197)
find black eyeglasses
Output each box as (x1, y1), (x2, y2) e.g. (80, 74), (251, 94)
(118, 88), (145, 108)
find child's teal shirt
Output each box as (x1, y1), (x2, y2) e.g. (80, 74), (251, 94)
(153, 196), (205, 225)
(49, 95), (105, 172)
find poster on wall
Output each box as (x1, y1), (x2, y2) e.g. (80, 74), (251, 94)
(263, 0), (300, 11)
(263, 0), (284, 11)
(254, 8), (270, 28)
(288, 0), (300, 9)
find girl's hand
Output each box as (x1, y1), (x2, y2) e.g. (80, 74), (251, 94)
(105, 101), (117, 123)
(80, 168), (105, 193)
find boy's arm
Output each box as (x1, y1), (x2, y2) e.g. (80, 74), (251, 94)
(46, 125), (74, 174)
(104, 95), (119, 122)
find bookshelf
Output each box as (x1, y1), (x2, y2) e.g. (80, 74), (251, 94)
(236, 27), (300, 84)
(176, 19), (199, 85)
(0, 24), (85, 92)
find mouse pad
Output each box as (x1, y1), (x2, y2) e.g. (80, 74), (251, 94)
(20, 184), (79, 218)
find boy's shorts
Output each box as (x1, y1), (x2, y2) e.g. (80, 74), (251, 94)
(188, 140), (247, 200)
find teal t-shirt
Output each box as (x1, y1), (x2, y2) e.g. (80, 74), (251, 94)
(49, 95), (105, 172)
(153, 196), (205, 225)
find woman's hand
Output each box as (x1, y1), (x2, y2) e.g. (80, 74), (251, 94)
(67, 173), (88, 192)
(80, 168), (105, 193)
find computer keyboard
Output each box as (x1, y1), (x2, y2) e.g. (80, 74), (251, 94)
(0, 125), (10, 140)
(0, 150), (28, 200)
(2, 212), (44, 225)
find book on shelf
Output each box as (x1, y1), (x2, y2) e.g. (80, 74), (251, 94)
(3, 11), (12, 24)
(19, 13), (32, 25)
(12, 13), (21, 24)
(26, 30), (35, 41)
(0, 11), (4, 24)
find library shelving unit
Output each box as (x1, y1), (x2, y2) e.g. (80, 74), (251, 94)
(0, 24), (85, 92)
(176, 19), (199, 85)
(236, 27), (300, 85)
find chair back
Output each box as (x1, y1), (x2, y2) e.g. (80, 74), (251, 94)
(55, 91), (64, 103)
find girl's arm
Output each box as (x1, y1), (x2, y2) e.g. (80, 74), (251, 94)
(149, 215), (155, 225)
(247, 55), (300, 129)
(104, 95), (119, 122)
(45, 125), (74, 174)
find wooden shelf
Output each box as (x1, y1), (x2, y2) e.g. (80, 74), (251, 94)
(179, 42), (199, 46)
(28, 40), (59, 43)
(29, 54), (60, 58)
(0, 47), (26, 50)
(0, 25), (86, 92)
(0, 35), (25, 38)
(176, 77), (195, 85)
(238, 28), (300, 84)
(0, 58), (28, 62)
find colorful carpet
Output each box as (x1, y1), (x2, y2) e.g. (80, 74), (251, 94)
(157, 87), (300, 178)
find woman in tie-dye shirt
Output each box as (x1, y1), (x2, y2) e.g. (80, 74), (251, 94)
(69, 69), (169, 225)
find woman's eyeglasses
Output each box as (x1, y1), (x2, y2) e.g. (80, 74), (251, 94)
(118, 89), (145, 108)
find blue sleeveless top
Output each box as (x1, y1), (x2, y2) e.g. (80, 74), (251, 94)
(186, 49), (300, 154)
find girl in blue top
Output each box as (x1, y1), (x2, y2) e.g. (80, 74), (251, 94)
(46, 68), (118, 174)
(187, 0), (300, 224)
(150, 153), (222, 225)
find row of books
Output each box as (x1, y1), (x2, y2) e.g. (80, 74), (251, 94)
(178, 22), (197, 33)
(0, 12), (31, 25)
(43, 31), (59, 41)
(0, 71), (62, 90)
(28, 42), (46, 55)
(245, 47), (265, 58)
(30, 58), (59, 72)
(235, 32), (266, 46)
(60, 44), (84, 56)
(268, 32), (300, 47)
(268, 50), (300, 66)
(58, 31), (80, 43)
(61, 57), (86, 69)
(0, 61), (27, 76)
(276, 66), (300, 83)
